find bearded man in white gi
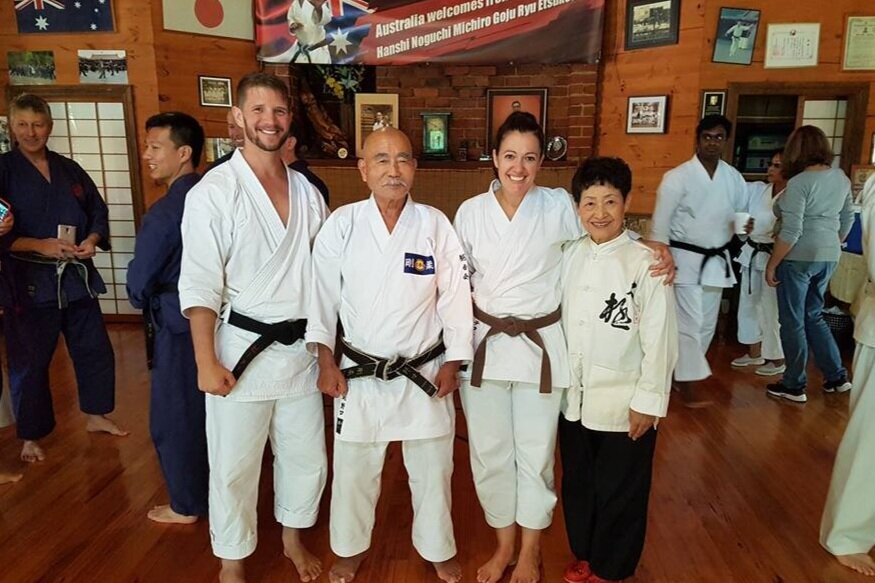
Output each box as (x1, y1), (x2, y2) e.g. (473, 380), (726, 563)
(307, 127), (473, 583)
(179, 72), (329, 583)
(649, 114), (752, 407)
(820, 173), (875, 577)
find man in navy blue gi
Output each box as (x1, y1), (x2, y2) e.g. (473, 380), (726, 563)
(127, 112), (208, 524)
(0, 93), (126, 464)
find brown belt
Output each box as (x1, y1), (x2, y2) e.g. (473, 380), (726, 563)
(471, 304), (562, 394)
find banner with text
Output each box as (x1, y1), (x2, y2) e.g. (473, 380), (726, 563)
(257, 0), (604, 65)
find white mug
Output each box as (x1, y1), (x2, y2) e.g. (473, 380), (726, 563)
(734, 212), (752, 235)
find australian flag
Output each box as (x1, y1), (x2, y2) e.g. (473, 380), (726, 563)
(15, 0), (114, 34)
(257, 0), (372, 64)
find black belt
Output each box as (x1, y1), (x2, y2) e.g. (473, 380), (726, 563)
(142, 283), (179, 370)
(339, 337), (445, 397)
(227, 310), (307, 380)
(743, 240), (774, 294)
(669, 240), (732, 284)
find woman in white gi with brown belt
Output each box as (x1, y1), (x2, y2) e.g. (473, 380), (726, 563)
(454, 112), (672, 583)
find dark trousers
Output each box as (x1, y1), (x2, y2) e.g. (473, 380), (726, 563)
(150, 327), (208, 516)
(5, 298), (115, 440)
(559, 416), (657, 581)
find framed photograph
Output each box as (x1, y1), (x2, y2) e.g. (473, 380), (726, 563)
(852, 165), (875, 203)
(712, 8), (760, 65)
(625, 0), (681, 51)
(420, 112), (451, 160)
(78, 50), (128, 84)
(701, 91), (726, 117)
(765, 23), (820, 68)
(199, 76), (233, 108)
(204, 137), (236, 165)
(0, 116), (10, 154)
(486, 88), (548, 152)
(354, 93), (399, 155)
(7, 51), (55, 85)
(627, 96), (669, 134)
(843, 16), (875, 71)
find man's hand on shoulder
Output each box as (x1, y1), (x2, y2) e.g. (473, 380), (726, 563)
(642, 240), (675, 285)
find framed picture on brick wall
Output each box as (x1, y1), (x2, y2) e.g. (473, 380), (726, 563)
(486, 88), (548, 153)
(354, 93), (399, 155)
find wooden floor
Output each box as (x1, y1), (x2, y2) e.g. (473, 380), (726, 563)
(0, 323), (869, 583)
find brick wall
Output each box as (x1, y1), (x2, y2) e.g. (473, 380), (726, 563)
(264, 62), (599, 162)
(379, 63), (598, 161)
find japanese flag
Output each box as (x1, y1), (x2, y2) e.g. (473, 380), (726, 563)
(162, 0), (254, 40)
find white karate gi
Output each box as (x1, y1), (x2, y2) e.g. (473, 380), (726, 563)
(286, 0), (333, 64)
(820, 174), (875, 556)
(179, 150), (329, 560)
(735, 182), (783, 360)
(454, 181), (580, 529)
(650, 156), (750, 382)
(306, 195), (473, 561)
(561, 232), (678, 432)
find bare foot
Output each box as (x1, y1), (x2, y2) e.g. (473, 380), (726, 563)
(477, 546), (514, 583)
(85, 414), (129, 436)
(219, 559), (245, 583)
(282, 527), (322, 582)
(433, 558), (462, 583)
(329, 551), (367, 583)
(146, 504), (198, 524)
(509, 546), (540, 583)
(0, 471), (23, 484)
(836, 553), (875, 576)
(21, 441), (45, 463)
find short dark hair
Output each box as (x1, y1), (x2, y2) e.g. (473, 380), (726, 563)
(236, 72), (290, 108)
(696, 114), (732, 139)
(493, 111), (545, 155)
(571, 157), (633, 203)
(782, 125), (833, 178)
(10, 93), (52, 122)
(770, 148), (784, 160)
(145, 112), (205, 167)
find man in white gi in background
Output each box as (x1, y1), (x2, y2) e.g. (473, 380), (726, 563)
(819, 173), (875, 577)
(649, 114), (752, 407)
(307, 127), (473, 583)
(179, 72), (329, 583)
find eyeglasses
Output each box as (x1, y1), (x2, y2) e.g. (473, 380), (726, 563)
(701, 134), (726, 143)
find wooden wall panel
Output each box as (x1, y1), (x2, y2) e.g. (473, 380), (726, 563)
(598, 0), (875, 215)
(149, 1), (258, 170)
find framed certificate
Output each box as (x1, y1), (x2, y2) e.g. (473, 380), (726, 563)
(764, 23), (820, 68)
(843, 16), (875, 71)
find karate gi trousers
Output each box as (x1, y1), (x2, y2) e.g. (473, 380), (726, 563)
(460, 379), (564, 529)
(149, 326), (208, 517)
(737, 267), (783, 360)
(5, 297), (115, 440)
(673, 285), (723, 382)
(820, 344), (875, 555)
(330, 432), (456, 562)
(205, 391), (327, 560)
(559, 416), (657, 581)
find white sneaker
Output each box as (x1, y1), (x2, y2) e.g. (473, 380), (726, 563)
(755, 363), (786, 376)
(731, 354), (766, 367)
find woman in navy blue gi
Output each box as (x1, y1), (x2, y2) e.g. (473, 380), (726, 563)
(127, 112), (208, 524)
(0, 93), (126, 464)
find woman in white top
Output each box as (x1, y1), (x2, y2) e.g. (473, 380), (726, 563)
(730, 150), (786, 376)
(454, 112), (672, 583)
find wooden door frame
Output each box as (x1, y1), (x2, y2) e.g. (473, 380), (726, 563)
(725, 82), (870, 174)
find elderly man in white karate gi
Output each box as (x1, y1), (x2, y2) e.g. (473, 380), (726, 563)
(649, 114), (752, 407)
(307, 127), (473, 583)
(820, 173), (875, 577)
(179, 72), (329, 583)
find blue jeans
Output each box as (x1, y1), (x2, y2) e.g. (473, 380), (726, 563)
(775, 261), (847, 391)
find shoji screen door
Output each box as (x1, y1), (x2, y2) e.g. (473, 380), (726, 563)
(8, 85), (144, 320)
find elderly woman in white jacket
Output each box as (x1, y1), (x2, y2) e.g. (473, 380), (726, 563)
(819, 172), (875, 577)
